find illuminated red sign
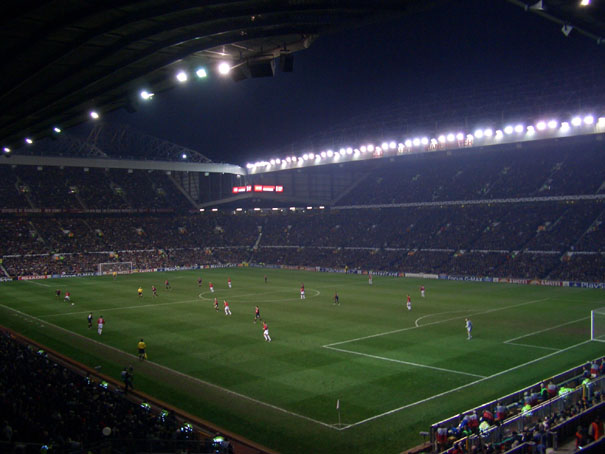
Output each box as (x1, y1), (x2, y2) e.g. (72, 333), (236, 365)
(232, 185), (284, 193)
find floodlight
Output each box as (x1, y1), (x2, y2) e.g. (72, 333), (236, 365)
(25, 138), (33, 144)
(376, 146), (382, 153)
(303, 153), (309, 160)
(438, 135), (446, 143)
(495, 130), (503, 139)
(315, 155), (321, 161)
(176, 71), (188, 83)
(181, 153), (187, 159)
(474, 129), (483, 138)
(597, 117), (605, 126)
(254, 208), (261, 211)
(547, 120), (558, 129)
(211, 208), (218, 212)
(504, 125), (514, 134)
(389, 142), (396, 150)
(327, 150), (334, 157)
(236, 208), (243, 212)
(346, 147), (353, 154)
(583, 115), (594, 125)
(526, 126), (535, 136)
(421, 137), (429, 145)
(484, 128), (493, 137)
(571, 116), (582, 126)
(320, 151), (326, 158)
(319, 206), (325, 209)
(381, 142), (389, 150)
(199, 208), (205, 212)
(360, 146), (367, 153)
(286, 157), (291, 163)
(430, 138), (438, 145)
(309, 153), (314, 159)
(514, 124), (524, 133)
(298, 157), (303, 163)
(405, 139), (413, 147)
(412, 138), (420, 146)
(246, 163), (253, 169)
(276, 158), (281, 164)
(3, 147), (10, 153)
(536, 121), (546, 131)
(140, 90), (154, 100)
(196, 67), (207, 78)
(456, 132), (464, 141)
(367, 144), (374, 152)
(90, 111), (100, 119)
(53, 127), (62, 133)
(306, 206), (313, 210)
(466, 134), (474, 140)
(339, 148), (346, 154)
(561, 122), (570, 132)
(218, 62), (231, 75)
(354, 148), (360, 156)
(339, 149), (346, 156)
(580, 0), (590, 6)
(270, 159), (275, 165)
(446, 133), (455, 142)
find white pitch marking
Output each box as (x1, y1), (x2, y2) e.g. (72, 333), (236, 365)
(414, 310), (470, 328)
(338, 339), (591, 430)
(504, 317), (589, 343)
(504, 342), (561, 351)
(42, 298), (202, 318)
(0, 304), (339, 430)
(324, 345), (486, 378)
(324, 298), (549, 348)
(23, 280), (51, 287)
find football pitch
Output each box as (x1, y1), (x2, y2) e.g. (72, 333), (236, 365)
(1, 267), (604, 454)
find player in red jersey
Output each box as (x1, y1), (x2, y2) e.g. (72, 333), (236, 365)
(227, 277), (232, 289)
(64, 291), (72, 305)
(368, 273), (373, 285)
(209, 282), (214, 293)
(223, 300), (232, 316)
(262, 321), (272, 342)
(152, 285), (158, 297)
(300, 284), (305, 300)
(420, 285), (425, 298)
(97, 315), (105, 335)
(214, 297), (219, 311)
(165, 279), (171, 290)
(406, 295), (412, 311)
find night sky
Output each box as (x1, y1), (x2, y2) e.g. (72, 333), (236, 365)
(100, 0), (602, 165)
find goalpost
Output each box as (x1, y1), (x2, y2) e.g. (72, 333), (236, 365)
(98, 262), (133, 275)
(591, 307), (605, 342)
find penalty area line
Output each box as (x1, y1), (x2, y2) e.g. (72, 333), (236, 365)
(0, 304), (339, 430)
(339, 338), (591, 430)
(504, 317), (589, 343)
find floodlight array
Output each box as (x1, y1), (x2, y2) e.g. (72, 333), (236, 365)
(2, 60), (233, 153)
(246, 112), (605, 174)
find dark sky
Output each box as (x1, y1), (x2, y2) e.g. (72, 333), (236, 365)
(103, 0), (602, 165)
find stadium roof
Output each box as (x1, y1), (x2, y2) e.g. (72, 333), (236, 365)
(0, 0), (445, 151)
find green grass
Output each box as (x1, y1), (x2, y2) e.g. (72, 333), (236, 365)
(1, 267), (604, 454)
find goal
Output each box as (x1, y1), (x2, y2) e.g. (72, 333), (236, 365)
(98, 262), (133, 276)
(591, 307), (605, 342)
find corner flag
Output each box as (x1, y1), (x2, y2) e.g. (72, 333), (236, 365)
(336, 399), (340, 410)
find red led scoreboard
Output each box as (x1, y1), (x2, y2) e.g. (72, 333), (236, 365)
(232, 185), (284, 194)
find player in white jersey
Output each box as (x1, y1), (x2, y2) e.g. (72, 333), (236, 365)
(466, 318), (472, 340)
(224, 300), (232, 316)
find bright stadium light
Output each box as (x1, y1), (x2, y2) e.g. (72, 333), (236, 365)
(547, 120), (558, 129)
(536, 121), (547, 131)
(526, 125), (535, 136)
(381, 142), (389, 150)
(270, 159), (275, 165)
(140, 90), (154, 100)
(495, 130), (504, 139)
(412, 138), (420, 146)
(309, 153), (315, 159)
(514, 124), (524, 133)
(466, 134), (474, 141)
(389, 141), (396, 150)
(367, 144), (374, 152)
(456, 132), (464, 141)
(211, 208), (218, 212)
(246, 163), (253, 169)
(303, 153), (309, 160)
(438, 135), (446, 143)
(25, 137), (33, 144)
(360, 146), (367, 153)
(474, 129), (483, 138)
(583, 115), (594, 125)
(327, 150), (334, 157)
(3, 147), (10, 153)
(275, 158), (281, 164)
(320, 151), (326, 158)
(176, 71), (188, 83)
(346, 147), (353, 154)
(354, 148), (360, 156)
(181, 153), (187, 159)
(598, 117), (605, 127)
(421, 137), (429, 145)
(90, 111), (100, 120)
(339, 149), (346, 156)
(484, 128), (493, 137)
(53, 127), (62, 133)
(571, 116), (582, 126)
(580, 0), (590, 6)
(218, 62), (231, 75)
(446, 133), (455, 142)
(196, 67), (207, 78)
(199, 208), (205, 212)
(504, 125), (514, 135)
(561, 122), (571, 132)
(236, 208), (243, 212)
(285, 157), (291, 163)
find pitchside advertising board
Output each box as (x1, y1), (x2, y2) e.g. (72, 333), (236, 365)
(232, 185), (284, 194)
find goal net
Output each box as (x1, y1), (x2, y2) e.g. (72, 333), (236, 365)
(591, 307), (605, 342)
(98, 262), (133, 276)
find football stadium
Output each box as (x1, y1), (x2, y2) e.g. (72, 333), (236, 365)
(1, 1), (605, 454)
